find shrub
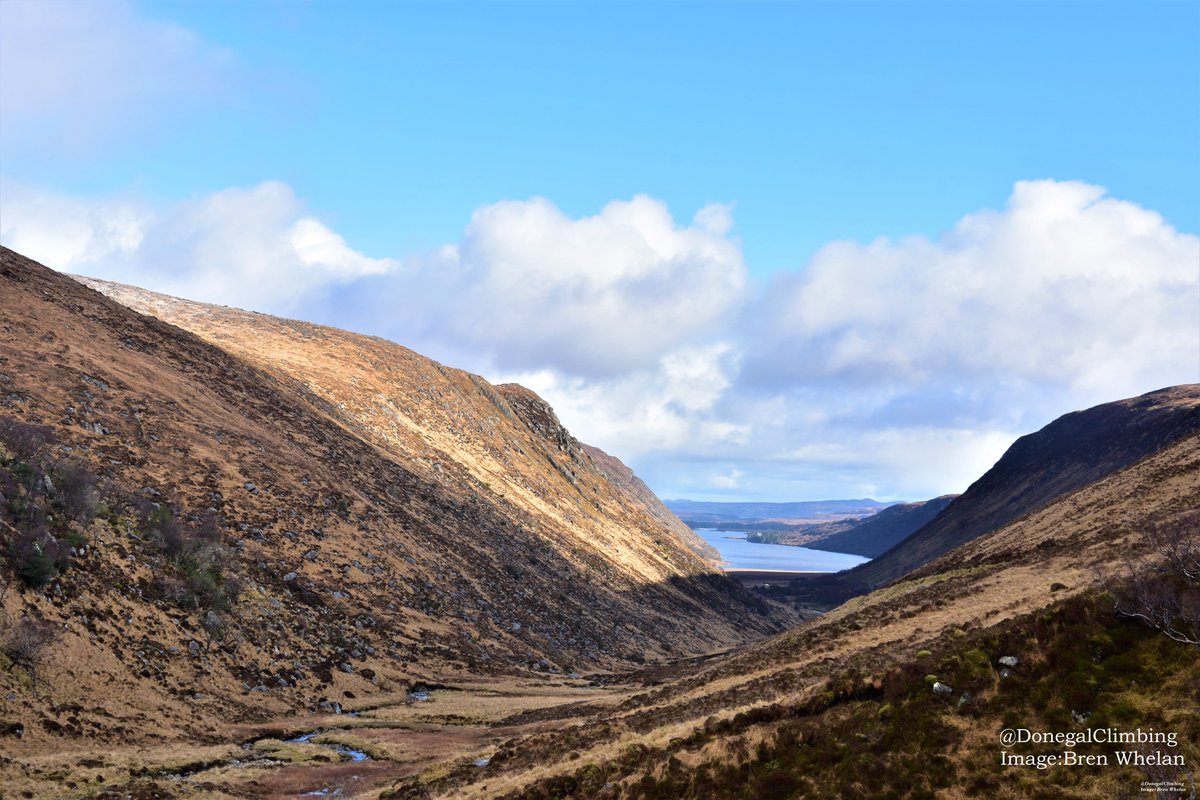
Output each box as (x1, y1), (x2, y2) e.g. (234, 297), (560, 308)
(50, 461), (97, 524)
(140, 506), (239, 612)
(1110, 511), (1200, 647)
(9, 526), (65, 588)
(0, 417), (105, 589)
(0, 418), (55, 464)
(1, 617), (59, 672)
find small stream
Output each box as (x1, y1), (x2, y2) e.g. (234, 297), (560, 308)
(159, 726), (373, 799)
(286, 730), (370, 762)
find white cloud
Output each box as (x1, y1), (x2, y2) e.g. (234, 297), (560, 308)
(0, 179), (395, 311)
(693, 203), (735, 236)
(499, 342), (748, 457)
(384, 195), (748, 375)
(0, 0), (233, 154)
(1, 178), (1195, 502)
(752, 179), (1199, 403)
(0, 179), (151, 268)
(709, 469), (745, 489)
(772, 426), (1016, 498)
(499, 181), (1197, 501)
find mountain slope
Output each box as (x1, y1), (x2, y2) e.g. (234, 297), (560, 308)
(0, 246), (790, 755)
(789, 386), (1200, 602)
(579, 442), (719, 561)
(388, 389), (1200, 800)
(766, 495), (957, 558)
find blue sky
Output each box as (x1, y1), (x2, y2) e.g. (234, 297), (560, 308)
(2, 0), (1198, 501)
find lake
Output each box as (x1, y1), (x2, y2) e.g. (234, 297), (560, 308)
(696, 528), (870, 572)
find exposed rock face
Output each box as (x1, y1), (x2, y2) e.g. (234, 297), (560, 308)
(0, 246), (791, 746)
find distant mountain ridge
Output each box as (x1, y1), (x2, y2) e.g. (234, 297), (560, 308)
(665, 498), (889, 526)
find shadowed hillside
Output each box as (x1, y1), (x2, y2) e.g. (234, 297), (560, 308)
(781, 387), (1200, 605)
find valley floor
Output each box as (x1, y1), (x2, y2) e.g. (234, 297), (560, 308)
(1, 674), (646, 799)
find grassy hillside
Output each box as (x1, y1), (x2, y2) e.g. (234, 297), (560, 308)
(371, 421), (1200, 799)
(0, 247), (792, 798)
(482, 592), (1199, 800)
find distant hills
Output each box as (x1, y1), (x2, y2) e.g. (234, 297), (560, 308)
(666, 496), (956, 560)
(664, 498), (889, 527)
(751, 495), (958, 558)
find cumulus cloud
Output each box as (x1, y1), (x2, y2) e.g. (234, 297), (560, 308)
(486, 181), (1197, 500)
(0, 179), (394, 310)
(0, 179), (151, 269)
(368, 195), (747, 376)
(637, 423), (1017, 503)
(497, 342), (748, 456)
(0, 0), (233, 154)
(749, 179), (1199, 402)
(708, 469), (746, 490)
(1, 178), (1195, 501)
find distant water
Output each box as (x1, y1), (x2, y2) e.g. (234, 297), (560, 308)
(696, 528), (870, 572)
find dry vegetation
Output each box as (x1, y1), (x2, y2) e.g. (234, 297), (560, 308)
(0, 246), (1196, 798)
(0, 247), (789, 797)
(375, 427), (1200, 800)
